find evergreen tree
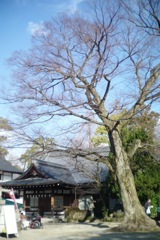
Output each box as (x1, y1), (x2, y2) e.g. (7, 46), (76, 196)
(92, 109), (160, 206)
(19, 136), (55, 169)
(0, 117), (12, 156)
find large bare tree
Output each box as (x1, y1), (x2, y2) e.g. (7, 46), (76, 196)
(123, 0), (160, 36)
(2, 0), (160, 231)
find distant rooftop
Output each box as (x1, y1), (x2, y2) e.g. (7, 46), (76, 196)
(0, 155), (23, 174)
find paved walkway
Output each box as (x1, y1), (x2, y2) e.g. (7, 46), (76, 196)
(1, 220), (160, 239)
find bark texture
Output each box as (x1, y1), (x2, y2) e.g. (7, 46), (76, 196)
(109, 130), (159, 231)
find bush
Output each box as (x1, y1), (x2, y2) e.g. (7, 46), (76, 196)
(65, 208), (88, 222)
(102, 207), (109, 219)
(113, 210), (124, 220)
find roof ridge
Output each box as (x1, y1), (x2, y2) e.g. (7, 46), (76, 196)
(0, 157), (23, 173)
(36, 160), (69, 170)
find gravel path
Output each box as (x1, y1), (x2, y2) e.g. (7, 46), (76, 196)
(1, 219), (160, 240)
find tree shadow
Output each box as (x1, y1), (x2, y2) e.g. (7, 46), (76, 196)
(155, 220), (160, 227)
(78, 221), (110, 229)
(94, 232), (160, 240)
(63, 231), (160, 240)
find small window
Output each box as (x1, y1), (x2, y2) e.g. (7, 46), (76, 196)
(3, 173), (12, 181)
(30, 197), (38, 209)
(63, 190), (70, 194)
(26, 190), (34, 194)
(54, 196), (63, 207)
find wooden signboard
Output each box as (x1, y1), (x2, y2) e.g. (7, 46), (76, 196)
(2, 205), (18, 238)
(0, 205), (5, 233)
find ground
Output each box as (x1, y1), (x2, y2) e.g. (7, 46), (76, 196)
(1, 218), (160, 240)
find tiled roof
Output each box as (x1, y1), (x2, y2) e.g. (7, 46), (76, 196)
(35, 148), (109, 185)
(0, 148), (109, 187)
(0, 155), (23, 174)
(36, 161), (77, 185)
(0, 177), (59, 187)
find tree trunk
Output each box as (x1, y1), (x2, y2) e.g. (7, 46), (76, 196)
(109, 130), (158, 231)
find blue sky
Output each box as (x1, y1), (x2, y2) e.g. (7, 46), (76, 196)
(0, 0), (89, 159)
(0, 0), (159, 160)
(0, 0), (85, 119)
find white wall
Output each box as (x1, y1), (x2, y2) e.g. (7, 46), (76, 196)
(0, 172), (21, 182)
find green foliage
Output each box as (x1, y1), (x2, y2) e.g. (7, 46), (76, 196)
(91, 126), (109, 147)
(133, 153), (160, 204)
(121, 108), (158, 152)
(102, 206), (109, 218)
(0, 146), (8, 156)
(92, 108), (160, 206)
(0, 117), (12, 156)
(123, 124), (160, 204)
(105, 171), (120, 199)
(106, 150), (160, 206)
(0, 118), (12, 130)
(65, 208), (88, 222)
(150, 197), (159, 218)
(102, 206), (113, 222)
(113, 210), (124, 220)
(121, 127), (151, 152)
(19, 136), (55, 169)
